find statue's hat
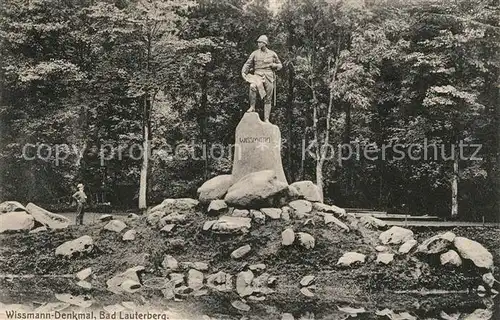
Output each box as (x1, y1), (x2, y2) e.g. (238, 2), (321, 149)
(257, 35), (269, 45)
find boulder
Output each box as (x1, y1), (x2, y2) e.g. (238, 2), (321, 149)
(103, 220), (127, 233)
(187, 269), (204, 291)
(224, 170), (289, 208)
(281, 206), (291, 221)
(337, 252), (366, 267)
(76, 268), (92, 281)
(323, 213), (349, 231)
(29, 226), (48, 233)
(440, 250), (462, 267)
(25, 203), (70, 229)
(282, 313), (295, 320)
(0, 211), (34, 233)
(211, 216), (251, 234)
(282, 228), (295, 246)
(121, 279), (141, 293)
(312, 202), (346, 216)
(231, 300), (250, 312)
(300, 275), (315, 287)
(207, 200), (228, 215)
(482, 273), (495, 288)
(106, 266), (144, 294)
(122, 229), (136, 241)
(149, 198), (198, 214)
(454, 237), (493, 269)
(159, 213), (187, 225)
(398, 239), (418, 254)
(193, 262), (209, 271)
(376, 253), (394, 265)
(300, 287), (314, 297)
(359, 215), (387, 229)
(249, 263), (266, 271)
(375, 245), (390, 252)
(290, 181), (322, 202)
(236, 270), (254, 297)
(162, 255), (179, 271)
(250, 209), (266, 224)
(379, 226), (414, 245)
(146, 211), (166, 226)
(197, 174), (234, 203)
(417, 232), (455, 254)
(0, 201), (26, 213)
(55, 236), (94, 257)
(463, 309), (492, 320)
(202, 220), (217, 231)
(231, 112), (287, 184)
(297, 232), (315, 249)
(232, 209), (250, 217)
(289, 200), (313, 218)
(160, 224), (176, 233)
(261, 208), (281, 220)
(231, 244), (251, 259)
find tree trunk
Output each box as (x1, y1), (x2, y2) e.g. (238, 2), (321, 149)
(200, 69), (209, 180)
(286, 63), (295, 181)
(139, 96), (150, 210)
(451, 150), (458, 218)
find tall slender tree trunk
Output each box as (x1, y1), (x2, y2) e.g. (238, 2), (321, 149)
(139, 96), (150, 210)
(200, 69), (209, 180)
(286, 63), (295, 182)
(451, 146), (458, 218)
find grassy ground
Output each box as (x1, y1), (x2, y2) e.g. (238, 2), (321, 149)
(0, 208), (499, 319)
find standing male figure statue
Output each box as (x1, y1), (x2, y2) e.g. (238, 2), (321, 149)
(242, 35), (282, 122)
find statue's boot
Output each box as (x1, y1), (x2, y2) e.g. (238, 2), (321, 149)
(264, 103), (272, 122)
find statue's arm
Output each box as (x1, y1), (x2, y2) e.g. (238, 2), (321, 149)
(273, 52), (283, 71)
(241, 52), (255, 77)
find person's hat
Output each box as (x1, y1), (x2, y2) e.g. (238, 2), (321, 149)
(257, 35), (269, 45)
(77, 183), (84, 188)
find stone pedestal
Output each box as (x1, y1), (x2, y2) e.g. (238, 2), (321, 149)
(231, 112), (287, 184)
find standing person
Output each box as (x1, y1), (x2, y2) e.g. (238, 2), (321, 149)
(72, 183), (87, 225)
(241, 35), (282, 122)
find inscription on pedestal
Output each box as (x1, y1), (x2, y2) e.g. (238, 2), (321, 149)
(239, 137), (271, 144)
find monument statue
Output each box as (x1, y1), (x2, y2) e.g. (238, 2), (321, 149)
(242, 35), (282, 123)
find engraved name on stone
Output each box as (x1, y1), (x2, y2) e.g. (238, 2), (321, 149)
(239, 137), (271, 143)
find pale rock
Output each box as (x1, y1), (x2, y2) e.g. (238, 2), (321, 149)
(300, 287), (314, 297)
(282, 228), (295, 246)
(211, 216), (251, 234)
(127, 213), (140, 219)
(417, 232), (455, 254)
(323, 213), (349, 231)
(55, 236), (93, 257)
(398, 239), (418, 254)
(297, 232), (315, 249)
(290, 181), (322, 202)
(375, 245), (389, 252)
(463, 309), (492, 320)
(160, 213), (187, 224)
(249, 264), (266, 271)
(231, 300), (250, 312)
(282, 313), (295, 320)
(104, 220), (127, 233)
(106, 266), (144, 294)
(232, 209), (250, 217)
(187, 269), (204, 291)
(376, 253), (394, 265)
(454, 236), (493, 269)
(359, 215), (387, 229)
(34, 303), (70, 312)
(261, 208), (282, 219)
(225, 170), (289, 208)
(231, 244), (251, 259)
(25, 203), (70, 229)
(202, 220), (217, 231)
(146, 211), (166, 226)
(337, 252), (366, 267)
(162, 255), (179, 271)
(281, 206), (291, 221)
(193, 262), (209, 271)
(482, 273), (495, 288)
(76, 281), (92, 289)
(122, 229), (136, 241)
(250, 210), (266, 224)
(300, 275), (315, 286)
(379, 226), (414, 245)
(0, 211), (34, 233)
(236, 270), (254, 297)
(197, 174), (233, 203)
(103, 304), (125, 313)
(160, 224), (175, 233)
(0, 201), (26, 213)
(76, 267), (92, 281)
(289, 200), (312, 218)
(440, 250), (462, 267)
(207, 200), (228, 215)
(312, 202), (346, 216)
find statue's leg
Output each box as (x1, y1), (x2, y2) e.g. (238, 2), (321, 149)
(263, 80), (273, 122)
(247, 83), (257, 112)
